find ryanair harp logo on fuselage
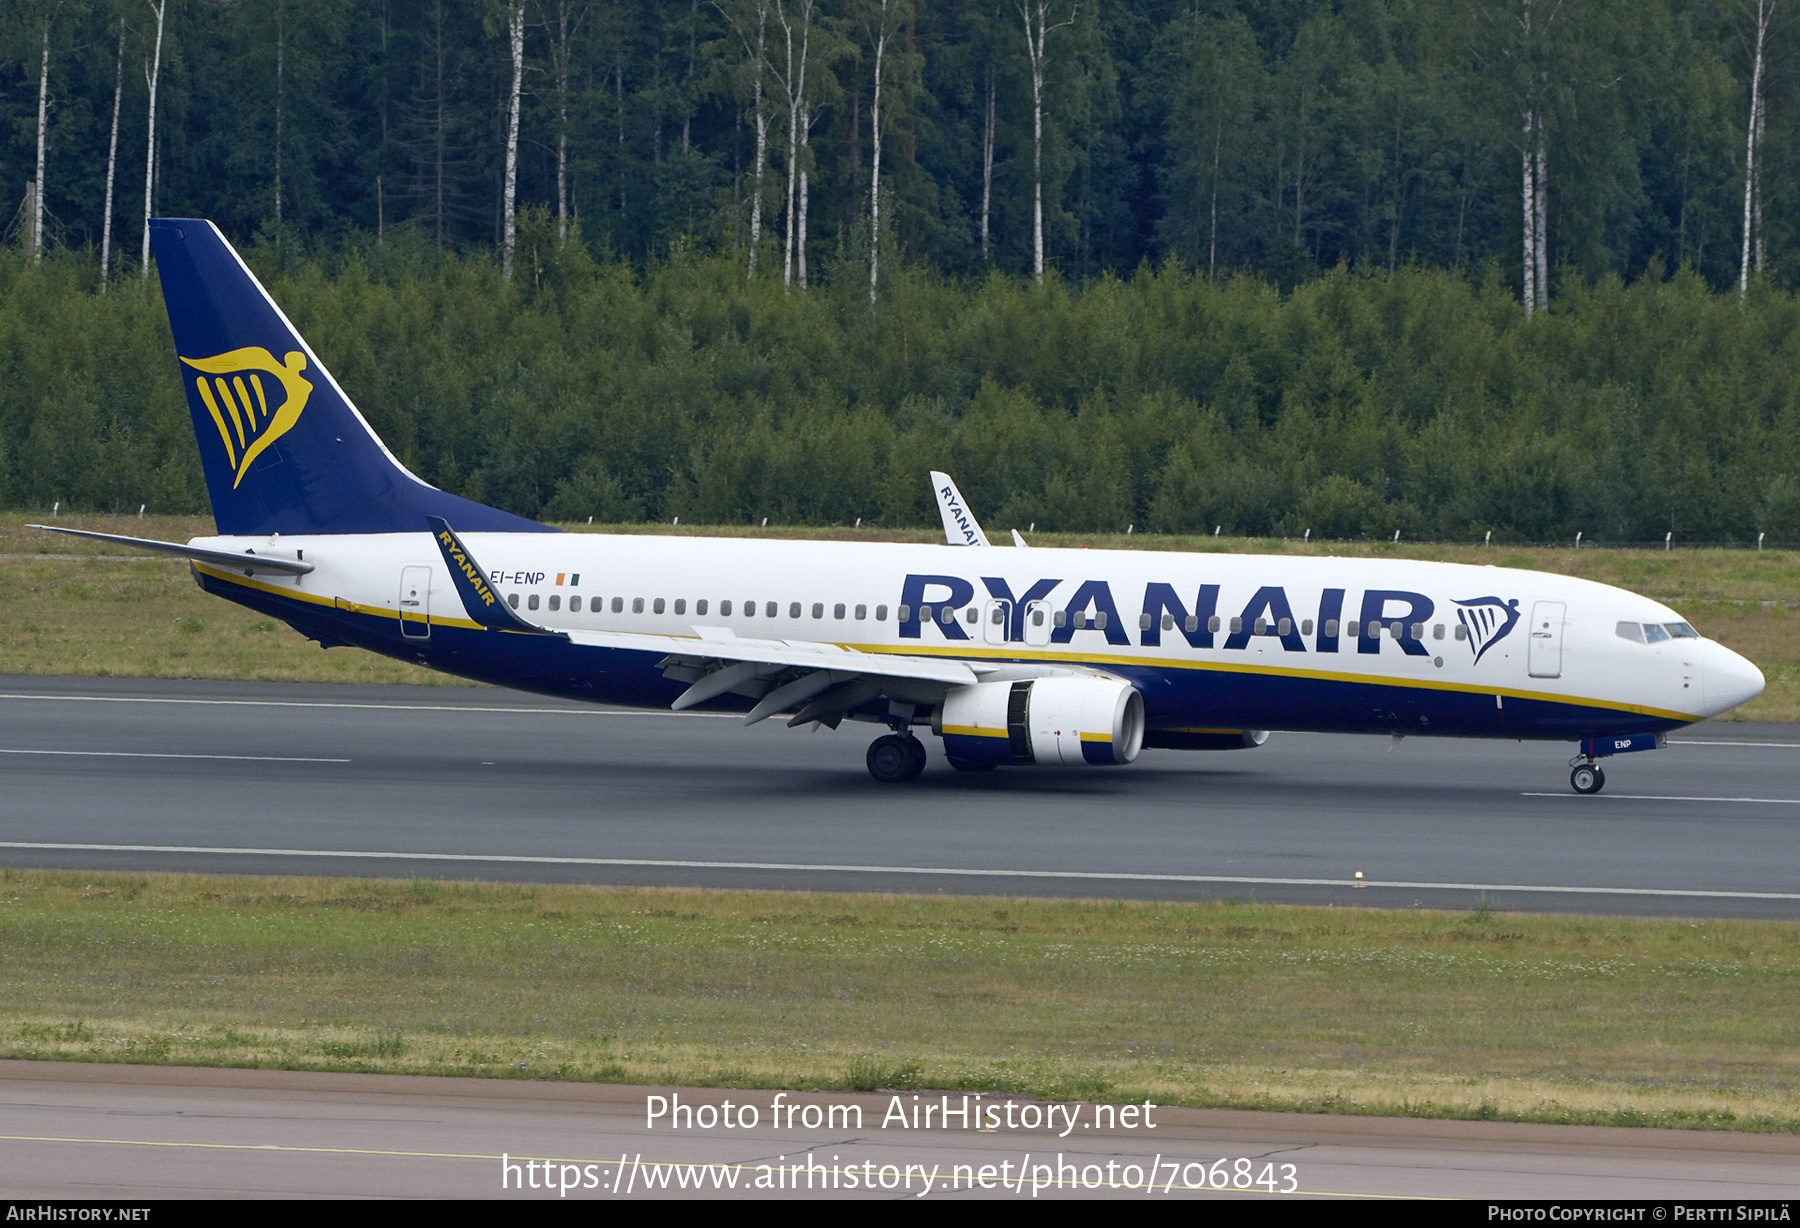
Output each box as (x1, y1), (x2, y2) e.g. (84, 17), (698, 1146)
(1454, 596), (1521, 665)
(180, 348), (313, 488)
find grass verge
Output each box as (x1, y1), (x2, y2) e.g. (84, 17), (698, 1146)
(3, 869), (1796, 1132)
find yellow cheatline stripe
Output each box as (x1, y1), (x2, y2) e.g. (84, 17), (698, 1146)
(191, 567), (1696, 723)
(1078, 731), (1112, 743)
(940, 724), (1006, 739)
(193, 564), (484, 631)
(0, 1135), (1387, 1196)
(192, 378), (237, 467)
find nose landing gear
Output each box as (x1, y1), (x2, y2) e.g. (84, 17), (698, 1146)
(1566, 732), (1663, 795)
(867, 733), (928, 782)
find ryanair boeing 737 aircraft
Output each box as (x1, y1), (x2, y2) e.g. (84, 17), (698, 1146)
(35, 220), (1766, 791)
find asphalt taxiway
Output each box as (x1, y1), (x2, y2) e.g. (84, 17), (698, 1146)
(0, 675), (1796, 918)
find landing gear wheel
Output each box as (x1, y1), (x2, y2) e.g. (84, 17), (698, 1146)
(868, 734), (926, 783)
(1570, 764), (1606, 795)
(947, 756), (996, 773)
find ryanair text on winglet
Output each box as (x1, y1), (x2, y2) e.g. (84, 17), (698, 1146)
(437, 529), (498, 607)
(940, 485), (982, 546)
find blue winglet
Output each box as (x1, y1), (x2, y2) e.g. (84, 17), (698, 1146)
(427, 517), (563, 636)
(150, 218), (554, 537)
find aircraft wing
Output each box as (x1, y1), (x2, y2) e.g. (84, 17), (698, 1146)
(563, 628), (987, 726)
(432, 516), (983, 727)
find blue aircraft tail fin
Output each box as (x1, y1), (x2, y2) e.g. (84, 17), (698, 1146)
(149, 218), (551, 536)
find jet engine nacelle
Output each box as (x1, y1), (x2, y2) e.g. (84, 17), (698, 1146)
(936, 677), (1145, 767)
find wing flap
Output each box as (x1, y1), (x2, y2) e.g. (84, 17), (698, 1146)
(563, 629), (981, 686)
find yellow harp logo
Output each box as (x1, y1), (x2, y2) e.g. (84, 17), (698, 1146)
(180, 348), (313, 488)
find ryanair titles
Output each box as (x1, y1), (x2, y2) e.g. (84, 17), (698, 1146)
(898, 573), (1518, 662)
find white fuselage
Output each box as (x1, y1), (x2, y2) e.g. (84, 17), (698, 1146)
(188, 532), (1765, 736)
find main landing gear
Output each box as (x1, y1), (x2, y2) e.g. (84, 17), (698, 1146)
(867, 733), (928, 783)
(1569, 759), (1606, 795)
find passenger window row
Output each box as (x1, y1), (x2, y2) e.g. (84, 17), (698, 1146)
(504, 592), (889, 621)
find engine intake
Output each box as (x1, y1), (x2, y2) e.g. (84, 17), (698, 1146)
(937, 677), (1145, 767)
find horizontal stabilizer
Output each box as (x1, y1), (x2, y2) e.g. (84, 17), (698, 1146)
(27, 525), (313, 576)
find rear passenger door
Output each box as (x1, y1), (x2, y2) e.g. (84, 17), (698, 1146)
(399, 566), (432, 640)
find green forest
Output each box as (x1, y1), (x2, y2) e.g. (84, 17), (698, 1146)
(2, 0), (1799, 542)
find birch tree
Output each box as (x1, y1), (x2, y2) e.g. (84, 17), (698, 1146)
(1151, 11), (1256, 277)
(502, 2), (524, 280)
(140, 0), (166, 277)
(1477, 0), (1558, 317)
(716, 0), (773, 279)
(1532, 107), (1546, 312)
(1740, 0), (1775, 298)
(539, 0), (587, 243)
(1522, 96), (1540, 315)
(1018, 0), (1077, 284)
(971, 0), (1003, 264)
(866, 0), (891, 308)
(31, 10), (52, 263)
(797, 101), (812, 287)
(274, 2), (285, 232)
(771, 0), (817, 291)
(982, 70), (995, 261)
(101, 14), (125, 286)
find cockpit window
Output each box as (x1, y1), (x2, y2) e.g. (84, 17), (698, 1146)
(1619, 620), (1700, 645)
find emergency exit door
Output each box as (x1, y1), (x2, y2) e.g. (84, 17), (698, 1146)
(984, 599), (1013, 645)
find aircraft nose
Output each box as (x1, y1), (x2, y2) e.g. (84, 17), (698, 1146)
(1702, 639), (1765, 717)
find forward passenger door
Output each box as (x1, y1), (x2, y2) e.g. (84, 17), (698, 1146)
(1528, 601), (1565, 678)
